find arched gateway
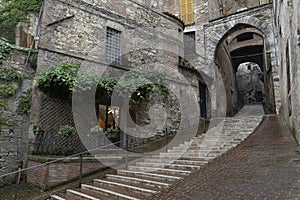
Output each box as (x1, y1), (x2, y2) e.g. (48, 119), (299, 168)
(203, 5), (279, 116)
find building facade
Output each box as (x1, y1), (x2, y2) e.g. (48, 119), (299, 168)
(273, 0), (300, 142)
(30, 0), (205, 155)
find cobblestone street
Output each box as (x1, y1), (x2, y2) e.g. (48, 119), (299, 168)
(151, 115), (300, 200)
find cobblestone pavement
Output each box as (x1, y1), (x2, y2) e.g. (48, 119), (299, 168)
(150, 116), (300, 200)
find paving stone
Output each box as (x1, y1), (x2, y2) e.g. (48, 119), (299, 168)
(150, 116), (300, 200)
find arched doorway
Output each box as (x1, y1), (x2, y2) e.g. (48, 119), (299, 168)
(214, 24), (276, 116)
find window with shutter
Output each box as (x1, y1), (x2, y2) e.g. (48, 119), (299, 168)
(180, 0), (194, 24)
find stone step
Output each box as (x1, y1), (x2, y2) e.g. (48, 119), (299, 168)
(143, 158), (179, 164)
(66, 189), (102, 200)
(135, 162), (201, 170)
(164, 163), (201, 170)
(50, 192), (95, 200)
(51, 195), (71, 200)
(173, 159), (208, 165)
(181, 145), (234, 151)
(168, 149), (227, 154)
(182, 152), (223, 157)
(178, 143), (233, 148)
(152, 155), (216, 161)
(127, 166), (192, 176)
(193, 136), (243, 142)
(159, 150), (225, 157)
(106, 174), (170, 188)
(118, 170), (182, 182)
(81, 183), (142, 200)
(94, 179), (157, 196)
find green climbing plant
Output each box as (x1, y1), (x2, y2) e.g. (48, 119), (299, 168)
(17, 88), (32, 115)
(0, 39), (12, 64)
(36, 63), (170, 103)
(114, 70), (169, 104)
(0, 99), (8, 108)
(0, 67), (23, 83)
(36, 63), (81, 99)
(0, 0), (42, 26)
(0, 84), (17, 97)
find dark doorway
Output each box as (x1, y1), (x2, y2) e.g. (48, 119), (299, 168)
(199, 81), (207, 119)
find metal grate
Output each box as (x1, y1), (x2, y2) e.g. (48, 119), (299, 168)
(105, 27), (121, 64)
(34, 94), (86, 155)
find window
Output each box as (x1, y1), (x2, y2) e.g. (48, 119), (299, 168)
(184, 31), (196, 56)
(106, 27), (121, 64)
(20, 29), (34, 48)
(236, 33), (254, 42)
(180, 0), (194, 24)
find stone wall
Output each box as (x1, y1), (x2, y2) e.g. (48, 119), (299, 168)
(162, 1), (279, 117)
(0, 44), (36, 186)
(32, 0), (201, 152)
(208, 0), (271, 21)
(215, 38), (239, 116)
(274, 0), (300, 143)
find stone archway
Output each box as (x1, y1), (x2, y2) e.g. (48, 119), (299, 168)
(203, 6), (278, 116)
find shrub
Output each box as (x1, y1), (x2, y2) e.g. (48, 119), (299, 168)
(57, 125), (77, 137)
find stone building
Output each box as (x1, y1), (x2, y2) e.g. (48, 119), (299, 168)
(30, 0), (206, 155)
(1, 0), (299, 182)
(273, 0), (300, 142)
(164, 0), (299, 142)
(164, 0), (279, 117)
(29, 0), (300, 154)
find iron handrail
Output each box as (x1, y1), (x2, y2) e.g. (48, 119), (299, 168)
(0, 141), (122, 179)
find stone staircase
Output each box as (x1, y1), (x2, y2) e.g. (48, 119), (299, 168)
(51, 105), (264, 200)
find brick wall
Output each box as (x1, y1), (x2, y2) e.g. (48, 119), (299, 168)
(27, 156), (107, 190)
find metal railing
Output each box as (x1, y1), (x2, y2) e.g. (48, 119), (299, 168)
(0, 123), (207, 200)
(0, 141), (123, 200)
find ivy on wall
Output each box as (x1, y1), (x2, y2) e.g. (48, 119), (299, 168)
(0, 38), (35, 65)
(36, 63), (81, 99)
(0, 39), (11, 64)
(0, 99), (8, 108)
(36, 63), (170, 103)
(115, 70), (169, 103)
(17, 88), (32, 115)
(0, 66), (23, 97)
(0, 67), (23, 83)
(0, 0), (42, 26)
(0, 84), (17, 97)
